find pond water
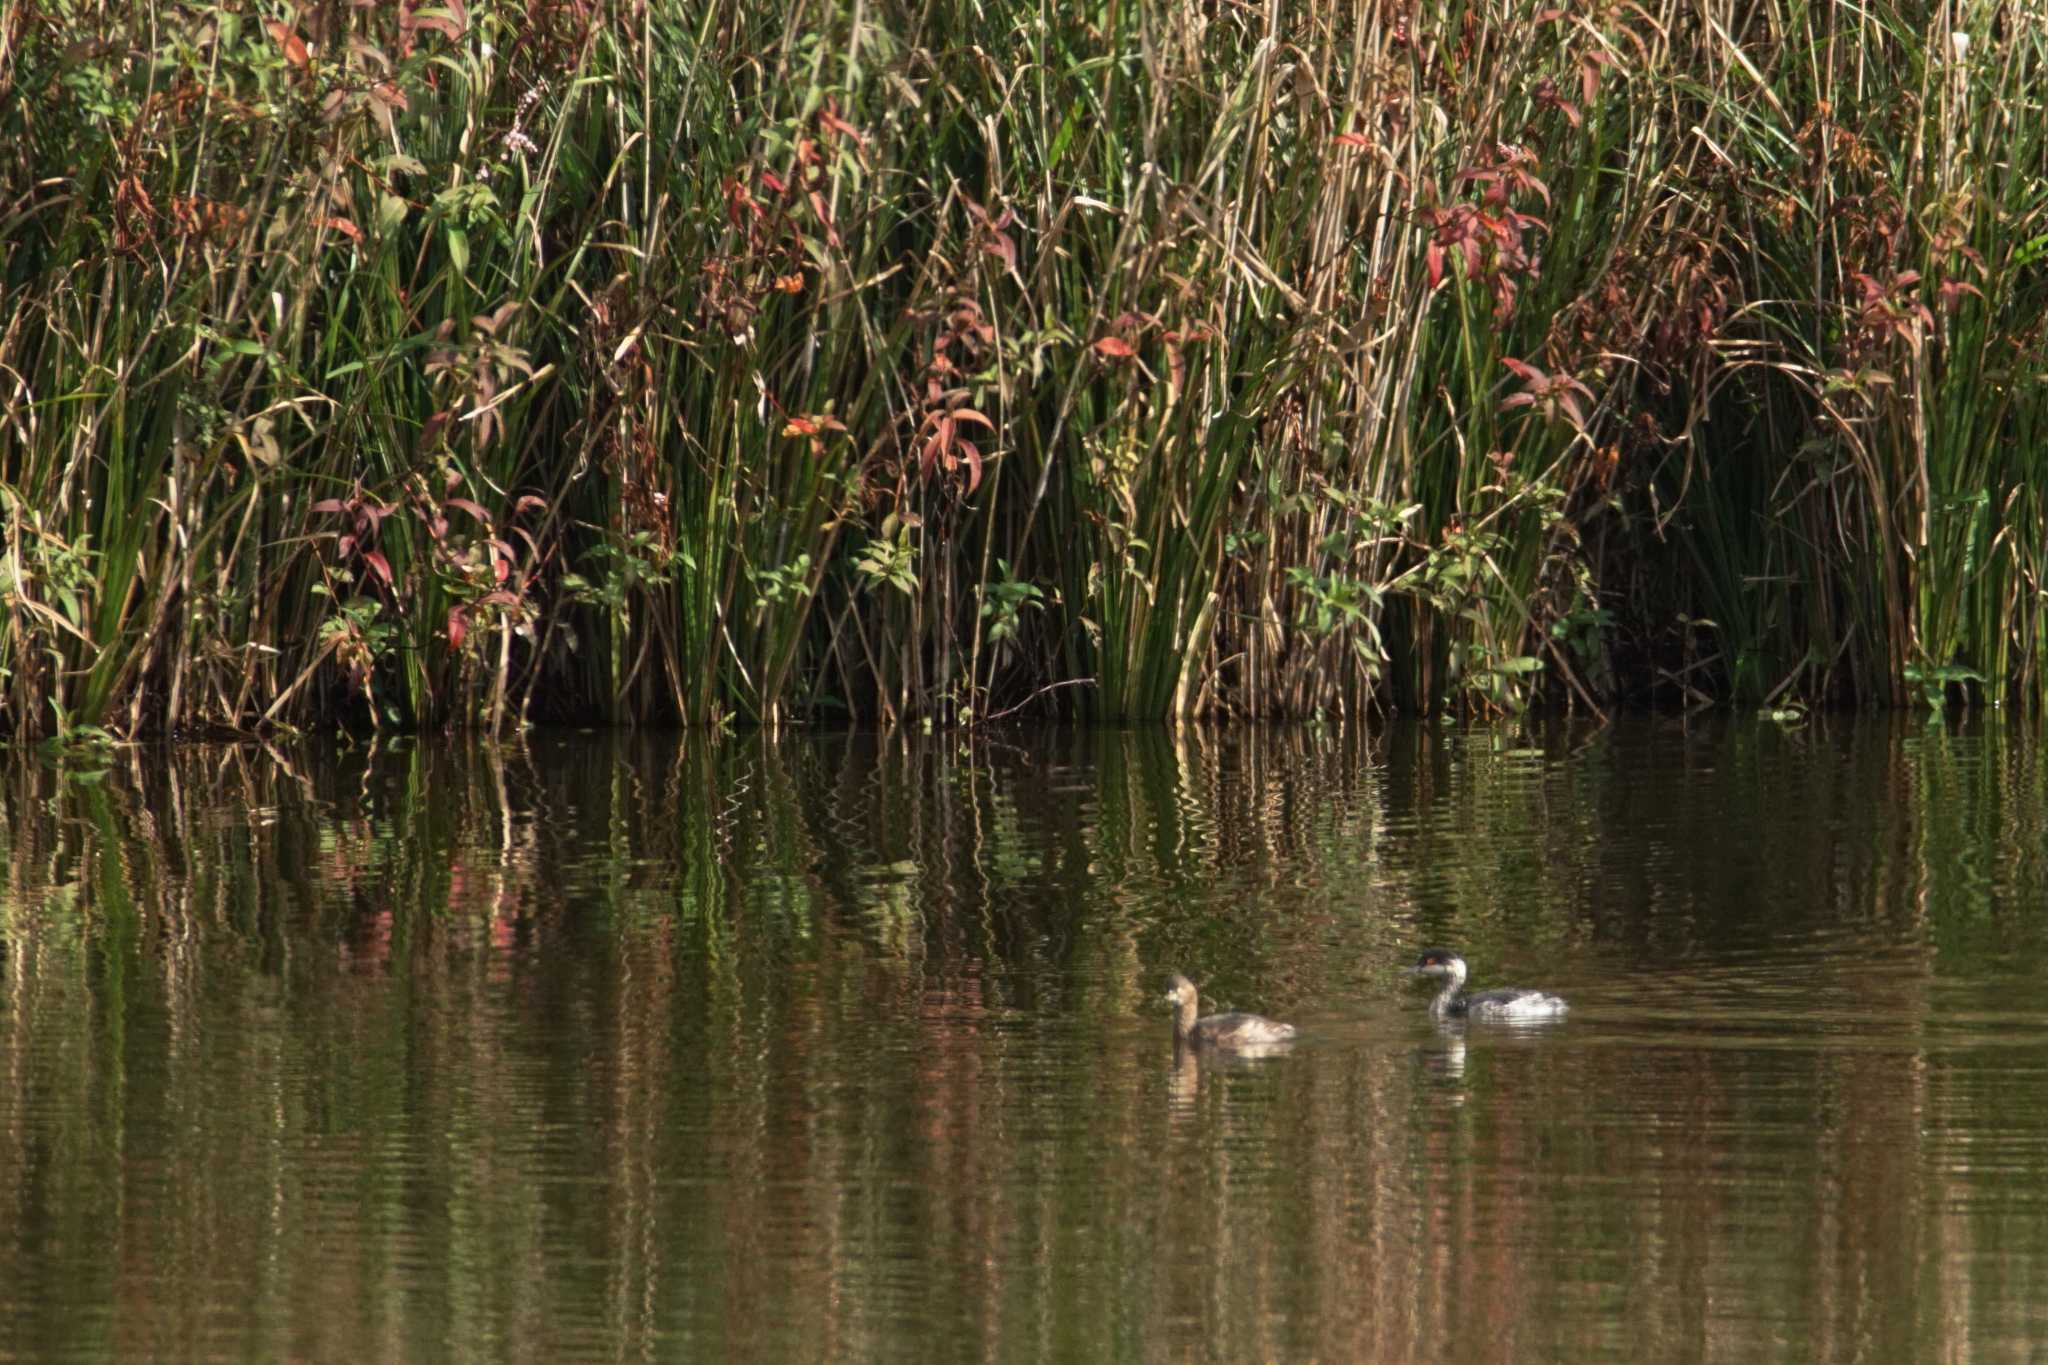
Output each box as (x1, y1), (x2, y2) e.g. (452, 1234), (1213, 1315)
(4, 717), (2048, 1362)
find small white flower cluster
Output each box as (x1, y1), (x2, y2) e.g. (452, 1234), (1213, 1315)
(504, 82), (547, 157)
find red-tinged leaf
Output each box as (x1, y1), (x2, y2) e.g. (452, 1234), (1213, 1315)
(963, 443), (983, 493)
(445, 497), (490, 523)
(1502, 356), (1546, 383)
(323, 215), (364, 243)
(337, 534), (356, 558)
(311, 498), (348, 515)
(1895, 270), (1922, 289)
(1554, 99), (1582, 128)
(1493, 278), (1520, 320)
(783, 416), (820, 438)
(412, 14), (465, 39)
(1461, 238), (1485, 279)
(760, 170), (786, 194)
(514, 494), (548, 515)
(1558, 393), (1585, 426)
(987, 232), (1019, 278)
(818, 109), (865, 144)
(1426, 242), (1446, 290)
(1937, 279), (1984, 311)
(806, 190), (839, 242)
(420, 410), (453, 449)
(493, 555), (509, 583)
(950, 408), (995, 430)
(363, 550), (393, 586)
(369, 81), (408, 111)
(266, 21), (310, 68)
(1332, 132), (1373, 149)
(480, 590), (520, 608)
(920, 431), (944, 477)
(1499, 393), (1538, 411)
(447, 606), (468, 650)
(1093, 336), (1136, 360)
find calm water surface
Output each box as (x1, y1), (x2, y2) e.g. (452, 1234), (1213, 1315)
(4, 718), (2048, 1361)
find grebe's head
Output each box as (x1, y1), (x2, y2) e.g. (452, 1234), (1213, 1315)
(1408, 948), (1469, 985)
(1163, 973), (1198, 1007)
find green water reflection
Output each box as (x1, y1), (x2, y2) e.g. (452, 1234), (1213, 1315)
(3, 719), (2048, 1361)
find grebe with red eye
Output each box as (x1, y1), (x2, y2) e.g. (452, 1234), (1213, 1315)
(1409, 948), (1568, 1021)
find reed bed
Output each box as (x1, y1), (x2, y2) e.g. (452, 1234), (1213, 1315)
(2, 0), (2044, 734)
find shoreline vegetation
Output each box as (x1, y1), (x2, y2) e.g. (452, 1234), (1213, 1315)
(2, 0), (2045, 736)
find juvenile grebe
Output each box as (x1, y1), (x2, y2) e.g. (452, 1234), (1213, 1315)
(1408, 948), (1568, 1021)
(1163, 973), (1298, 1048)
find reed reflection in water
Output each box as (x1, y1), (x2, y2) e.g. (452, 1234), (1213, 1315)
(3, 718), (2048, 1361)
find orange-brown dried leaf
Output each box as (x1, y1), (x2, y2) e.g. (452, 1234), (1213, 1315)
(266, 21), (311, 68)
